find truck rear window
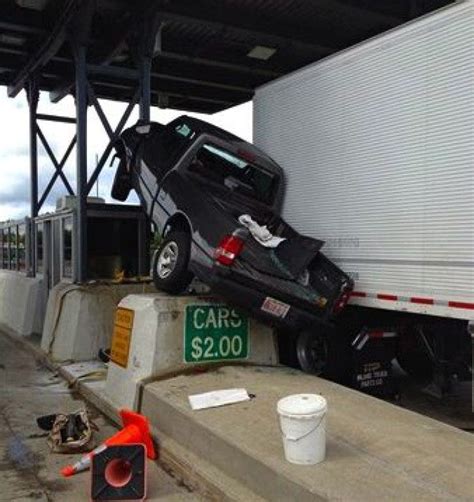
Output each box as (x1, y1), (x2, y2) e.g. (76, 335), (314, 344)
(190, 143), (278, 205)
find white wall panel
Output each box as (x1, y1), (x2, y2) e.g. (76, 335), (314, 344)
(254, 1), (474, 317)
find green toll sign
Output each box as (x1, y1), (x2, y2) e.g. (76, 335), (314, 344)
(184, 304), (249, 363)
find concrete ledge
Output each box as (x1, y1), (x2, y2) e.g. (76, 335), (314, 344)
(41, 281), (155, 362)
(105, 293), (278, 410)
(0, 270), (45, 336)
(141, 366), (474, 501)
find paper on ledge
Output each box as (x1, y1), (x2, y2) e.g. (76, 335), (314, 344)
(189, 388), (250, 410)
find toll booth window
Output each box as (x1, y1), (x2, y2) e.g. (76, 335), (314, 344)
(18, 224), (26, 272)
(87, 217), (143, 279)
(63, 218), (73, 278)
(9, 226), (18, 270)
(36, 223), (44, 274)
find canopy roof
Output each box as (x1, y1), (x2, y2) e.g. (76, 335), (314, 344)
(0, 0), (453, 113)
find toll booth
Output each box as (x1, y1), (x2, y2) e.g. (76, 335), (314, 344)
(1, 201), (150, 288)
(32, 201), (150, 288)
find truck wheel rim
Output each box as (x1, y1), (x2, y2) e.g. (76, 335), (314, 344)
(157, 241), (179, 279)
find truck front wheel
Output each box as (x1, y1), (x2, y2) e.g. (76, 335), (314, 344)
(152, 231), (193, 294)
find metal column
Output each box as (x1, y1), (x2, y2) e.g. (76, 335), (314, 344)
(139, 56), (152, 121)
(135, 14), (161, 122)
(26, 79), (39, 276)
(74, 45), (88, 283)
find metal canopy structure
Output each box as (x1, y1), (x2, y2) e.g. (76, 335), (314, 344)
(0, 0), (454, 282)
(0, 0), (454, 113)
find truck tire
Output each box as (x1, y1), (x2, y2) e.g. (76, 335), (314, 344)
(152, 231), (193, 294)
(296, 327), (352, 381)
(296, 330), (329, 375)
(396, 326), (433, 381)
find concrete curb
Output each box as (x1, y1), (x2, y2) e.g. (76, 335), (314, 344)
(141, 366), (474, 502)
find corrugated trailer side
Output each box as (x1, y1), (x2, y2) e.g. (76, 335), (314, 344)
(254, 1), (474, 323)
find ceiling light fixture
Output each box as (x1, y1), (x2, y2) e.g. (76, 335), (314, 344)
(247, 45), (277, 61)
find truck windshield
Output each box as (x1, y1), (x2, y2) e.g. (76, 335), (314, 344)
(189, 143), (278, 205)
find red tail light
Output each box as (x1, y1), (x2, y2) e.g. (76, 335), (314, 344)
(214, 235), (244, 266)
(333, 288), (352, 314)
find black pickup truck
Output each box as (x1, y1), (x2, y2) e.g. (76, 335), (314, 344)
(111, 115), (353, 374)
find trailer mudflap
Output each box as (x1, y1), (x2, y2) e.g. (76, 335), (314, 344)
(351, 329), (399, 399)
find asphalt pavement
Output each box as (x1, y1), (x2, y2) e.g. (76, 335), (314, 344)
(0, 333), (199, 502)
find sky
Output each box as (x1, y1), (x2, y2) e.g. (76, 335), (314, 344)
(0, 86), (252, 221)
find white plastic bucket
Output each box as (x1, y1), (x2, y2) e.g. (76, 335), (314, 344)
(277, 394), (327, 465)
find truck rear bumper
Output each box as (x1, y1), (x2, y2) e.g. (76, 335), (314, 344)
(206, 266), (333, 331)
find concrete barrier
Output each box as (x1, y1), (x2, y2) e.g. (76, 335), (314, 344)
(142, 365), (474, 501)
(105, 294), (279, 409)
(0, 270), (45, 336)
(41, 281), (155, 362)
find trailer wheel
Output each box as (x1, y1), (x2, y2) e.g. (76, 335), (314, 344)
(152, 231), (193, 294)
(396, 326), (433, 381)
(296, 330), (329, 376)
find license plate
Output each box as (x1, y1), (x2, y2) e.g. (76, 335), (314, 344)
(184, 305), (249, 363)
(261, 297), (290, 318)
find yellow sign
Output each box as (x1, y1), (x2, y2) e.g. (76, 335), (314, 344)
(110, 308), (134, 368)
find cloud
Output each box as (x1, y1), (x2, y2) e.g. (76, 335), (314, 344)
(0, 87), (252, 221)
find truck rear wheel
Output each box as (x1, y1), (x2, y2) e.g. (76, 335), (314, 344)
(296, 327), (352, 382)
(296, 330), (329, 376)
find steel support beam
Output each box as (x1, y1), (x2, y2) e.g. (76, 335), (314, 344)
(86, 87), (139, 194)
(68, 0), (96, 283)
(36, 113), (76, 124)
(139, 56), (152, 121)
(37, 133), (77, 209)
(37, 125), (75, 197)
(2, 43), (280, 93)
(74, 45), (88, 283)
(157, 50), (281, 79)
(49, 60), (253, 104)
(26, 79), (39, 276)
(130, 10), (162, 122)
(26, 80), (39, 219)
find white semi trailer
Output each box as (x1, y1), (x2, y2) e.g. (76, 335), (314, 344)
(254, 0), (473, 390)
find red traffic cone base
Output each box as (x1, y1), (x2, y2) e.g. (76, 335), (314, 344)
(91, 444), (146, 500)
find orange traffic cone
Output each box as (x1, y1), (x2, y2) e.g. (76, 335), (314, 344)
(61, 409), (156, 477)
